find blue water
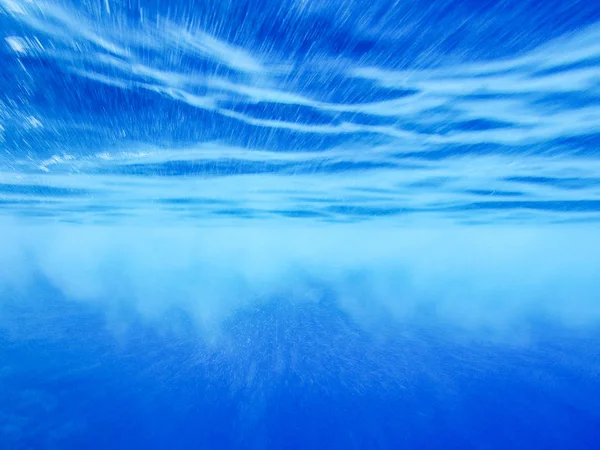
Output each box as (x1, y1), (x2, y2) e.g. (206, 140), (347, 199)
(2, 0), (600, 448)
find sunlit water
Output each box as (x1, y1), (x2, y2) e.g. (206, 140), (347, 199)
(1, 0), (600, 448)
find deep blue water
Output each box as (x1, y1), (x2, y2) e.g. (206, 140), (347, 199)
(1, 0), (600, 448)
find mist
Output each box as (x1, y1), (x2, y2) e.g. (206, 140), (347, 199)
(2, 220), (599, 342)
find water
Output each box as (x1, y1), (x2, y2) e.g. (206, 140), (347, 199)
(1, 0), (600, 448)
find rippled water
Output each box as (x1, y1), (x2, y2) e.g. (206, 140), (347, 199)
(1, 0), (600, 448)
